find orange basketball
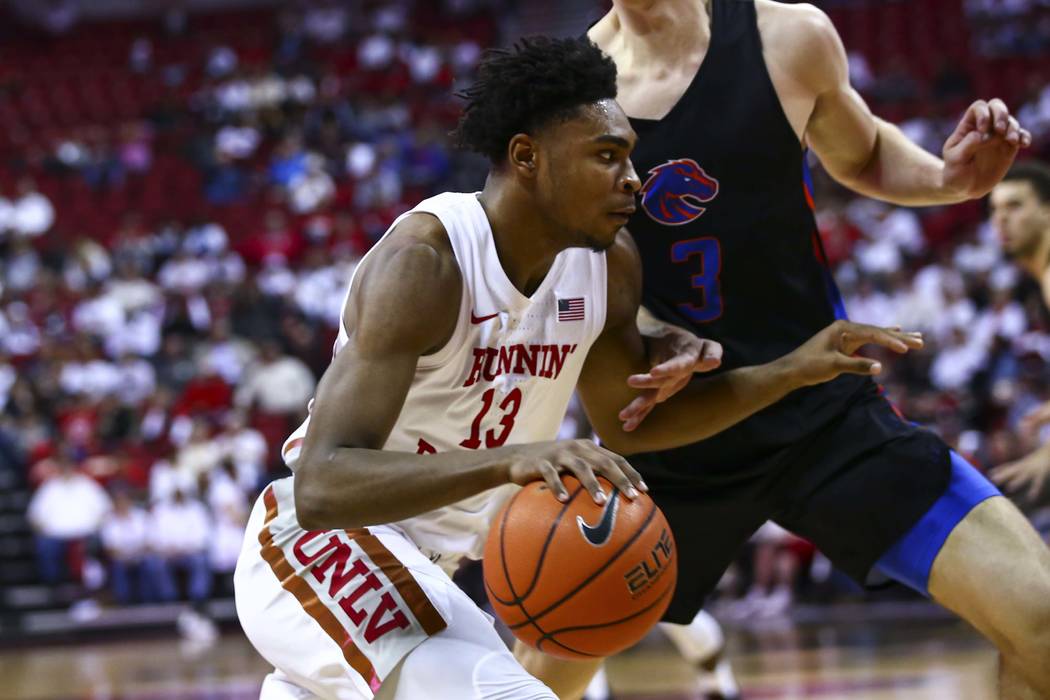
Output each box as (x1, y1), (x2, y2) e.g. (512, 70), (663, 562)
(483, 474), (677, 660)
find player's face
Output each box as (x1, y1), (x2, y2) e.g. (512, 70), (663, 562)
(536, 100), (640, 251)
(990, 181), (1050, 257)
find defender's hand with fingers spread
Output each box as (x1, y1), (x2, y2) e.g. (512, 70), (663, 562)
(781, 320), (924, 387)
(505, 439), (647, 505)
(990, 444), (1050, 503)
(1021, 400), (1050, 435)
(620, 324), (723, 431)
(942, 98), (1032, 200)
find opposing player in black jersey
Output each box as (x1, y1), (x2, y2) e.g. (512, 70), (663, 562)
(514, 2), (1050, 699)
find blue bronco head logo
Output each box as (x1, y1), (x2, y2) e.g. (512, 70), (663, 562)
(640, 159), (719, 226)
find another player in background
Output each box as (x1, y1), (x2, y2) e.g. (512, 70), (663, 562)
(516, 2), (1050, 699)
(989, 161), (1050, 505)
(234, 36), (920, 700)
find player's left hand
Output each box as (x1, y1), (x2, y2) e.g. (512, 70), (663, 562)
(990, 445), (1050, 503)
(620, 326), (723, 431)
(942, 98), (1032, 200)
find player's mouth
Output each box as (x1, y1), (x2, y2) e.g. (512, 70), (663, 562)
(609, 206), (636, 222)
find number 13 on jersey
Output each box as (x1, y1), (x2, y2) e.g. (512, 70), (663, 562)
(671, 237), (723, 323)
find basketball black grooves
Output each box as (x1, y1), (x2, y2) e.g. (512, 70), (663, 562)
(507, 500), (657, 626)
(487, 487), (660, 657)
(489, 483), (589, 657)
(534, 581), (673, 650)
(488, 483), (585, 606)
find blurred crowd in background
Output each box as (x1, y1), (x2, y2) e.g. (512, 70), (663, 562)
(2, 0), (1050, 630)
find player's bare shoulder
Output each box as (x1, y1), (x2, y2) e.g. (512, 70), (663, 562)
(756, 0), (846, 95)
(345, 212), (463, 356)
(603, 229), (643, 330)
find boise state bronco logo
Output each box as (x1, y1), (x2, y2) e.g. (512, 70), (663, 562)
(640, 158), (719, 226)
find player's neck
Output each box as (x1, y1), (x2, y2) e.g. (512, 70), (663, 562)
(607, 0), (709, 68)
(477, 184), (564, 298)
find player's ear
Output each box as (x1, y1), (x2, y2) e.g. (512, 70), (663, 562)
(507, 134), (539, 179)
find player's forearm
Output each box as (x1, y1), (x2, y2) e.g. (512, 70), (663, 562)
(600, 359), (801, 455)
(294, 447), (511, 530)
(836, 118), (966, 206)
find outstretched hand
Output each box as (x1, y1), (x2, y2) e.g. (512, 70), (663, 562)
(785, 320), (924, 387)
(942, 98), (1032, 200)
(1021, 400), (1050, 436)
(619, 325), (723, 432)
(990, 445), (1050, 503)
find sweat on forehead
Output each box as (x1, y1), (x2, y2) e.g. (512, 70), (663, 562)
(544, 100), (636, 143)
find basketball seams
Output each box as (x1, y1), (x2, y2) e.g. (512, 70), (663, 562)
(508, 498), (659, 629)
(537, 580), (674, 639)
(488, 483), (585, 607)
(485, 483), (675, 661)
(520, 483), (586, 601)
(491, 483), (590, 656)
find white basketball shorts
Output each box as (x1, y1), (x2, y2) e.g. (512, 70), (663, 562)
(234, 477), (555, 700)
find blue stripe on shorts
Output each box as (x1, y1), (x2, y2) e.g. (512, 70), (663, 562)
(875, 451), (1001, 595)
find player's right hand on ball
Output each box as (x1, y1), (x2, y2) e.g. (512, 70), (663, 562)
(505, 439), (647, 505)
(786, 320), (924, 387)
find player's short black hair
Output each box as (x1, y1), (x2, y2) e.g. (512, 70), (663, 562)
(451, 35), (617, 164)
(1004, 160), (1050, 203)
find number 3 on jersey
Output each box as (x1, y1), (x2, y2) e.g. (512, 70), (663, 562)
(671, 237), (723, 323)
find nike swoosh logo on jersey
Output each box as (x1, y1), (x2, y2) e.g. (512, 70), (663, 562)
(576, 489), (620, 547)
(470, 311), (500, 324)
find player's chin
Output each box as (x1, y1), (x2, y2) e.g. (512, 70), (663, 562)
(586, 231), (618, 253)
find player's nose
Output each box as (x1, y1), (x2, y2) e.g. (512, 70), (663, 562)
(621, 159), (641, 195)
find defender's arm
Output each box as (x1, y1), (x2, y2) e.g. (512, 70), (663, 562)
(576, 232), (921, 456)
(786, 3), (1027, 205)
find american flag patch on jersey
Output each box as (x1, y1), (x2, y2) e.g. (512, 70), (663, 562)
(557, 297), (585, 322)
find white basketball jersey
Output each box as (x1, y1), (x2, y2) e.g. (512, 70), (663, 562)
(283, 192), (608, 564)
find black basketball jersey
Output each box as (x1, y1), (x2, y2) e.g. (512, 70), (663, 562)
(623, 0), (873, 475)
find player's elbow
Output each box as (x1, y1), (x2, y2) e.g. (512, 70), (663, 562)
(292, 468), (331, 530)
(292, 455), (365, 530)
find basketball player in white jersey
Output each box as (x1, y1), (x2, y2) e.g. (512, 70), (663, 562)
(233, 36), (922, 700)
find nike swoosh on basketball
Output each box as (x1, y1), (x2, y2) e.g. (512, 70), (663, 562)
(470, 311), (499, 324)
(576, 489), (620, 547)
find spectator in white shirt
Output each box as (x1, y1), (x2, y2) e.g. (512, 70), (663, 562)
(931, 325), (990, 391)
(158, 249), (212, 295)
(217, 410), (268, 491)
(104, 257), (162, 313)
(143, 489), (212, 604)
(215, 119), (261, 160)
(288, 153), (335, 214)
(100, 490), (149, 604)
(234, 339), (315, 417)
(27, 459), (112, 584)
(73, 285), (126, 340)
(174, 419), (223, 484)
(11, 177), (55, 238)
(204, 460), (249, 576)
(116, 353), (157, 406)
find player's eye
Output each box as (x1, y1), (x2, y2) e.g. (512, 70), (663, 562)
(598, 150), (615, 162)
